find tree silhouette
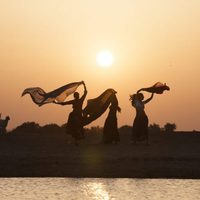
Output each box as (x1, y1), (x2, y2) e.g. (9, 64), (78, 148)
(164, 123), (177, 133)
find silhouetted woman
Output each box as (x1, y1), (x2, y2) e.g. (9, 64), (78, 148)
(54, 81), (87, 145)
(103, 94), (121, 144)
(130, 91), (154, 144)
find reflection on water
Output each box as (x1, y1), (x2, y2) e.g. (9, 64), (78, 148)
(85, 182), (109, 200)
(0, 178), (199, 200)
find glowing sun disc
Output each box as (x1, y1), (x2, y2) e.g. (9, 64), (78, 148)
(96, 51), (113, 67)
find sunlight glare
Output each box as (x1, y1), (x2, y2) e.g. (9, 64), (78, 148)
(96, 50), (113, 68)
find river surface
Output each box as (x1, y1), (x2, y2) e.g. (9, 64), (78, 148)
(0, 178), (199, 200)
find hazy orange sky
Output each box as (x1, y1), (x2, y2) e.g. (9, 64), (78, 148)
(0, 1), (200, 131)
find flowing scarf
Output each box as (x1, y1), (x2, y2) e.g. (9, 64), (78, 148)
(83, 89), (116, 125)
(22, 82), (82, 106)
(138, 82), (170, 94)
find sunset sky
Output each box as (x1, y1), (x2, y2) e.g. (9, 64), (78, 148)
(0, 1), (200, 131)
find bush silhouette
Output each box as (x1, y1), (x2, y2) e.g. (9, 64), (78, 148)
(40, 123), (62, 134)
(149, 123), (162, 133)
(11, 122), (40, 134)
(164, 123), (177, 133)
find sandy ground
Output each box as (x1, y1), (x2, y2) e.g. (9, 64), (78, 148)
(0, 131), (199, 178)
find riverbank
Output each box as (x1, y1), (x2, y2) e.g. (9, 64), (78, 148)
(0, 131), (199, 178)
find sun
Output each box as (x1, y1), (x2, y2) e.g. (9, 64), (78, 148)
(96, 50), (113, 67)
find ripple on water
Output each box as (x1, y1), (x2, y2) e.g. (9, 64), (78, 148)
(0, 178), (199, 200)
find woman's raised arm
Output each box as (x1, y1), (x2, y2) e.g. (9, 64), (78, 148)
(143, 93), (154, 104)
(53, 100), (74, 106)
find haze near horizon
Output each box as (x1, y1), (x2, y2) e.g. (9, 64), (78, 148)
(0, 1), (200, 131)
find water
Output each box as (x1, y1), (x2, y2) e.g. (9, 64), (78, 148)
(0, 178), (199, 200)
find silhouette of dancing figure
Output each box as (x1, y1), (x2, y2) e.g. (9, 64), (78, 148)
(54, 81), (87, 145)
(103, 93), (121, 144)
(130, 91), (154, 144)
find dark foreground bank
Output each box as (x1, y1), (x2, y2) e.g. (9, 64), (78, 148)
(0, 131), (199, 178)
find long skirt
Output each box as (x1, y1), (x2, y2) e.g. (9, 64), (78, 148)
(66, 111), (84, 140)
(103, 115), (120, 144)
(132, 113), (148, 142)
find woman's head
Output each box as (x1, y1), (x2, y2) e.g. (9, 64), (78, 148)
(137, 93), (144, 101)
(6, 116), (10, 121)
(74, 92), (79, 99)
(130, 93), (144, 101)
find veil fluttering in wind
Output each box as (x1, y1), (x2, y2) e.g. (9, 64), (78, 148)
(83, 88), (116, 125)
(22, 82), (82, 106)
(137, 82), (170, 94)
